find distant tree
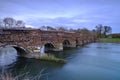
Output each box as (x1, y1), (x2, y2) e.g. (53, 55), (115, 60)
(16, 20), (25, 27)
(75, 28), (81, 33)
(95, 24), (112, 38)
(3, 17), (16, 28)
(79, 28), (90, 34)
(109, 33), (120, 38)
(103, 26), (112, 38)
(57, 26), (68, 31)
(69, 28), (76, 32)
(0, 17), (27, 29)
(75, 28), (90, 34)
(46, 26), (56, 31)
(95, 24), (103, 38)
(91, 29), (98, 39)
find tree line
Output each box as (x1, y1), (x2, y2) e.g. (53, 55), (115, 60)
(95, 24), (112, 38)
(0, 17), (25, 28)
(40, 25), (91, 34)
(40, 25), (112, 37)
(0, 17), (112, 38)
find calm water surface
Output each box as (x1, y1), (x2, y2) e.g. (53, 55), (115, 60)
(0, 43), (120, 80)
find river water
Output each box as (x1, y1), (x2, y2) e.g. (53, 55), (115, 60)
(0, 43), (120, 80)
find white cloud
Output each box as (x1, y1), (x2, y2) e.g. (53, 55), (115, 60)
(25, 24), (35, 28)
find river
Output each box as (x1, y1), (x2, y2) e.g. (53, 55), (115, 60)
(0, 43), (120, 80)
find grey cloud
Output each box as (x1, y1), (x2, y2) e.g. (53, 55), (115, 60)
(0, 0), (120, 33)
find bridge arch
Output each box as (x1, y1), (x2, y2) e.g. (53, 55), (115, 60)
(44, 43), (55, 52)
(63, 39), (71, 47)
(5, 45), (31, 58)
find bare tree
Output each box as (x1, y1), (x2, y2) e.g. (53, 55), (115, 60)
(75, 28), (81, 33)
(3, 17), (16, 28)
(57, 26), (68, 31)
(16, 20), (25, 27)
(69, 28), (76, 32)
(103, 26), (112, 38)
(95, 24), (112, 38)
(46, 26), (56, 31)
(95, 24), (103, 38)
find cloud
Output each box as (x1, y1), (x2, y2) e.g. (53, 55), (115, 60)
(0, 0), (120, 32)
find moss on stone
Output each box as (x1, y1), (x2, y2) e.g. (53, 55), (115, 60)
(39, 54), (66, 64)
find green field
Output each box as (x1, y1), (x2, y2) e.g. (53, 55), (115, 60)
(99, 38), (120, 43)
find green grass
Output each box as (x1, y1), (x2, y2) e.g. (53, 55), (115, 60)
(39, 54), (66, 64)
(99, 38), (120, 43)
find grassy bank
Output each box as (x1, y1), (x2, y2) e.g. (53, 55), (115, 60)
(99, 38), (120, 43)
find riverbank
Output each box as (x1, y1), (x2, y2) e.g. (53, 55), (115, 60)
(99, 38), (120, 43)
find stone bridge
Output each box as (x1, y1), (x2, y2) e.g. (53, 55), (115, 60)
(0, 29), (95, 58)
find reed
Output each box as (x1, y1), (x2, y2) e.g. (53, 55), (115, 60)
(0, 69), (45, 80)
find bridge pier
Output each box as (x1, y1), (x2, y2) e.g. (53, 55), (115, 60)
(83, 40), (87, 44)
(76, 40), (84, 47)
(12, 46), (35, 58)
(0, 45), (42, 58)
(87, 40), (91, 43)
(53, 43), (63, 51)
(69, 41), (76, 47)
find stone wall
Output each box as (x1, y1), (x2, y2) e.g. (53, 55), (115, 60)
(0, 29), (41, 47)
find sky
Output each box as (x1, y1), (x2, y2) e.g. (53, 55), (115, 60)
(0, 0), (120, 33)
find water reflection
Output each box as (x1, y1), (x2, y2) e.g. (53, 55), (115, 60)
(0, 46), (17, 67)
(7, 57), (64, 77)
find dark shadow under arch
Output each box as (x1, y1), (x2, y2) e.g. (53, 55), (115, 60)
(63, 40), (71, 48)
(44, 43), (55, 52)
(76, 39), (79, 47)
(12, 46), (28, 57)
